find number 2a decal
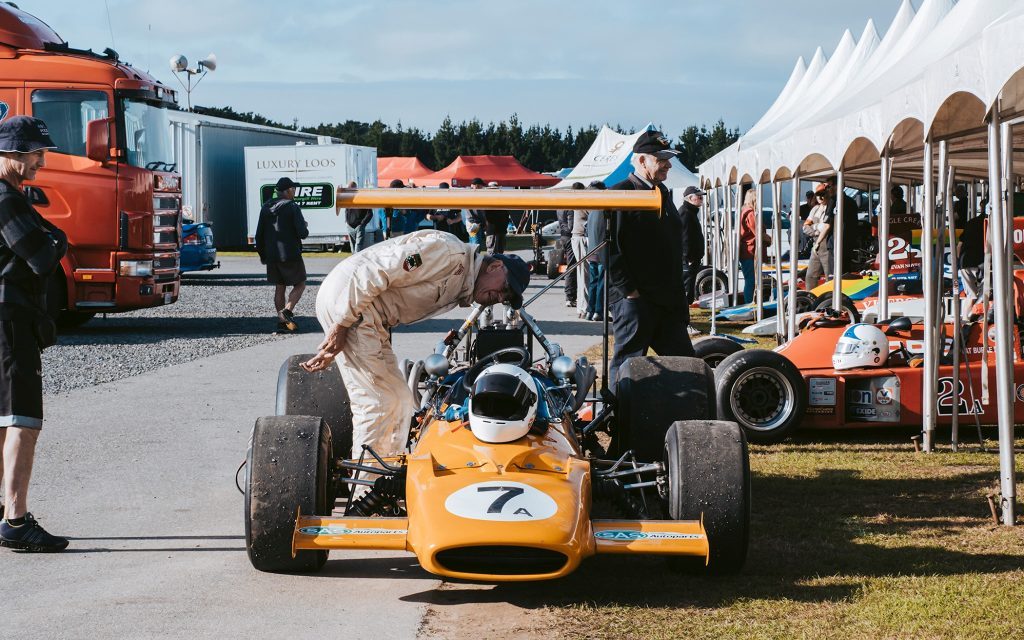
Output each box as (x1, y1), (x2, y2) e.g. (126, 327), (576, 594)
(937, 377), (983, 416)
(887, 236), (921, 261)
(444, 481), (558, 521)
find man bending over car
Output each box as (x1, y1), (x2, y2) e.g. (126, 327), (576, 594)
(302, 229), (530, 459)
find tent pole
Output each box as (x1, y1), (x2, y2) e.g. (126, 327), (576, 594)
(789, 173), (800, 340)
(755, 182), (764, 322)
(772, 181), (784, 338)
(939, 141), (961, 452)
(833, 171), (845, 309)
(730, 183), (740, 307)
(922, 138), (937, 453)
(879, 150), (891, 322)
(991, 115), (1017, 525)
(711, 187), (719, 335)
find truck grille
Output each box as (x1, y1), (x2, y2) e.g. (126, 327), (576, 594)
(153, 256), (178, 270)
(434, 546), (567, 576)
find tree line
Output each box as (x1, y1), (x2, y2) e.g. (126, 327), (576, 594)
(194, 106), (740, 173)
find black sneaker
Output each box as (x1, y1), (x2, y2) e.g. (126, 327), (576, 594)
(0, 513), (69, 552)
(282, 308), (296, 323)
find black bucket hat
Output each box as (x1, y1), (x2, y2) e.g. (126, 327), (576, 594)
(0, 116), (57, 153)
(491, 254), (531, 309)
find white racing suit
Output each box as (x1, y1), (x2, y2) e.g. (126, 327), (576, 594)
(315, 230), (481, 459)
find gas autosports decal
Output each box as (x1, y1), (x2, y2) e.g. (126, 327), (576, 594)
(595, 530), (705, 541)
(298, 527), (408, 536)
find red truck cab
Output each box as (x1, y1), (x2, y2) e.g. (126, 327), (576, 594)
(0, 5), (180, 325)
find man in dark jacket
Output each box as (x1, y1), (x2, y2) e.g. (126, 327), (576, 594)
(678, 185), (706, 305)
(825, 179), (863, 274)
(0, 116), (69, 552)
(343, 180), (378, 252)
(608, 131), (693, 383)
(255, 177), (309, 332)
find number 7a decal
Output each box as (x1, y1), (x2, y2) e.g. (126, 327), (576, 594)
(444, 481), (559, 521)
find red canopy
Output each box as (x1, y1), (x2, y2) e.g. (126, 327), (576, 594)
(418, 155), (560, 188)
(377, 157), (435, 187)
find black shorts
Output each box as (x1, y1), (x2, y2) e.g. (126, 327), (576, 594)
(267, 259), (307, 286)
(0, 313), (43, 430)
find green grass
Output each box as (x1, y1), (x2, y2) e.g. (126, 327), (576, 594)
(549, 436), (1024, 639)
(562, 311), (1024, 639)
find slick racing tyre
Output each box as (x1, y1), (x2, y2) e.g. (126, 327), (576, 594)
(664, 420), (750, 575)
(277, 353), (353, 464)
(614, 356), (715, 462)
(813, 292), (861, 324)
(245, 415), (332, 573)
(692, 336), (744, 369)
(714, 349), (806, 445)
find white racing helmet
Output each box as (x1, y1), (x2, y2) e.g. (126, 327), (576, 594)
(467, 363), (539, 443)
(833, 323), (888, 370)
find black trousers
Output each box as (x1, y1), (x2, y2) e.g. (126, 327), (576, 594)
(562, 239), (577, 302)
(681, 260), (701, 305)
(609, 297), (693, 385)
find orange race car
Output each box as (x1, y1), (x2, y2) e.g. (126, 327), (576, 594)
(242, 188), (750, 582)
(713, 311), (1022, 444)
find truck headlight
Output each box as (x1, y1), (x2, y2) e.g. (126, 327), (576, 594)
(119, 260), (153, 277)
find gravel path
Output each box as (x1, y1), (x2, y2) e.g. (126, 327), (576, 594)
(41, 256), (338, 395)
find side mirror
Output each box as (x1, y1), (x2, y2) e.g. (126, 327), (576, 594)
(85, 118), (111, 162)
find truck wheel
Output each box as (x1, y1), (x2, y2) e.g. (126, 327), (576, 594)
(813, 292), (861, 323)
(715, 349), (806, 445)
(614, 356), (715, 462)
(277, 354), (352, 464)
(694, 268), (728, 297)
(664, 420), (749, 575)
(245, 415), (332, 573)
(692, 336), (743, 369)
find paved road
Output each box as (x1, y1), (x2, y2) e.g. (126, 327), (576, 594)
(8, 255), (603, 639)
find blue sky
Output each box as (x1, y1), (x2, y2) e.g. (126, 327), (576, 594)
(24, 0), (905, 135)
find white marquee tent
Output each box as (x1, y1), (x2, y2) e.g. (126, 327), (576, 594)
(700, 0), (1024, 526)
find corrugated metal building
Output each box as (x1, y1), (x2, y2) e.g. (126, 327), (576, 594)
(168, 111), (335, 247)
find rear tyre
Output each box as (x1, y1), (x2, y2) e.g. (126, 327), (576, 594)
(692, 336), (743, 369)
(715, 349), (806, 445)
(813, 292), (861, 323)
(614, 356), (715, 462)
(245, 415), (331, 573)
(277, 354), (353, 465)
(664, 420), (749, 575)
(694, 268), (729, 298)
(546, 239), (566, 279)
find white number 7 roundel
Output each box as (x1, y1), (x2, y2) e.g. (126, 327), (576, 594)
(444, 481), (558, 521)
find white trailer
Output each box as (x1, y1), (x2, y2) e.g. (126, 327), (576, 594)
(244, 144), (377, 249)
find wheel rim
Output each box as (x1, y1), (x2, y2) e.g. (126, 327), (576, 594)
(697, 276), (726, 296)
(794, 293), (816, 313)
(729, 366), (795, 432)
